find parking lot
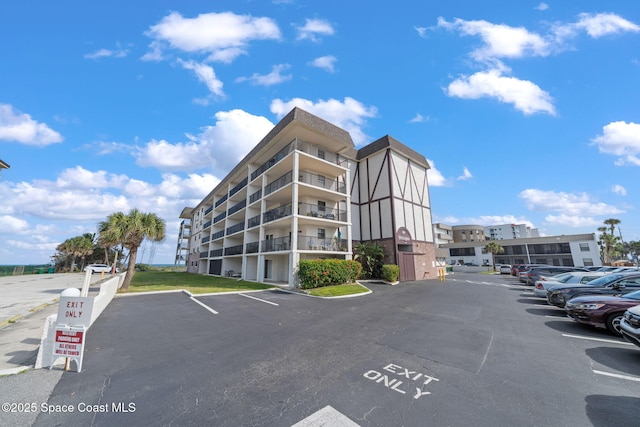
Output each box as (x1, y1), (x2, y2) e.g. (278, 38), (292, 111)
(13, 273), (640, 426)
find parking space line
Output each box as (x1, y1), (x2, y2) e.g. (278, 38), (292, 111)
(183, 290), (219, 314)
(562, 333), (633, 346)
(592, 369), (640, 382)
(239, 293), (279, 306)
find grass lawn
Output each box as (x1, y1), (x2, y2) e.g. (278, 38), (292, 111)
(124, 271), (275, 294)
(306, 283), (370, 297)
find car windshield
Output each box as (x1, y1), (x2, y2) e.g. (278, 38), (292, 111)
(554, 273), (574, 283)
(584, 273), (626, 286)
(624, 290), (640, 301)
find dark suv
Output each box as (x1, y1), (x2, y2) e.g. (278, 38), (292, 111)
(547, 272), (640, 308)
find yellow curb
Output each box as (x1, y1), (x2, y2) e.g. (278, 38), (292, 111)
(0, 314), (23, 328)
(29, 299), (58, 313)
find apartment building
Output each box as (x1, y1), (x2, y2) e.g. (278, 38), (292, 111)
(178, 107), (437, 287)
(485, 223), (540, 240)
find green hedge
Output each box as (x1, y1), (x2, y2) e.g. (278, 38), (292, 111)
(382, 264), (399, 282)
(298, 259), (362, 289)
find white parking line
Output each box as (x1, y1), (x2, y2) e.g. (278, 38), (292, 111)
(562, 333), (633, 346)
(592, 369), (640, 382)
(239, 293), (279, 306)
(183, 290), (219, 314)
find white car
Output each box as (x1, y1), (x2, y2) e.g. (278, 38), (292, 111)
(532, 271), (607, 298)
(84, 264), (111, 274)
(620, 304), (640, 348)
(499, 264), (512, 274)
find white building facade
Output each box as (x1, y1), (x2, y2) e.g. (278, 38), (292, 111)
(180, 108), (437, 287)
(485, 223), (540, 240)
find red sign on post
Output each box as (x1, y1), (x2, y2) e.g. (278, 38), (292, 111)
(54, 329), (84, 358)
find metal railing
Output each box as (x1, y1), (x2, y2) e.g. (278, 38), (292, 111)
(210, 248), (223, 257)
(250, 142), (294, 181)
(298, 202), (346, 221)
(298, 235), (347, 251)
(212, 230), (225, 240)
(245, 241), (259, 254)
(224, 244), (243, 256)
(226, 222), (245, 235)
(229, 177), (248, 197)
(214, 211), (226, 223)
(298, 170), (346, 194)
(264, 171), (292, 196)
(247, 215), (261, 229)
(263, 203), (292, 223)
(228, 199), (246, 215)
(261, 236), (291, 252)
(215, 193), (228, 207)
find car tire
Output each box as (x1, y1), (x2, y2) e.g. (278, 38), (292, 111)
(605, 313), (624, 336)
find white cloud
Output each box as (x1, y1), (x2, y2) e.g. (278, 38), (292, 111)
(236, 64), (292, 86)
(178, 59), (225, 99)
(544, 214), (600, 227)
(0, 104), (63, 146)
(535, 3), (549, 11)
(295, 18), (335, 42)
(309, 55), (337, 72)
(144, 11), (281, 63)
(446, 68), (555, 115)
(84, 45), (129, 59)
(592, 121), (640, 166)
(0, 215), (29, 233)
(426, 159), (447, 187)
(457, 167), (473, 180)
(575, 13), (640, 38)
(519, 189), (624, 217)
(612, 184), (627, 196)
(409, 113), (430, 123)
(437, 17), (549, 61)
(136, 109), (274, 175)
(270, 97), (377, 146)
(414, 26), (427, 38)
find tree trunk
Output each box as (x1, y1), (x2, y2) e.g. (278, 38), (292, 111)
(120, 247), (138, 291)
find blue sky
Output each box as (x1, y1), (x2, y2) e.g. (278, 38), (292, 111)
(1, 1), (639, 265)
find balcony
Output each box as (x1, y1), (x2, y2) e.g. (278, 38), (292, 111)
(202, 220), (212, 230)
(210, 248), (223, 257)
(204, 205), (213, 216)
(263, 203), (292, 224)
(298, 202), (346, 221)
(228, 199), (246, 216)
(202, 235), (211, 244)
(224, 244), (244, 256)
(247, 215), (261, 229)
(298, 235), (347, 252)
(212, 230), (225, 240)
(295, 139), (349, 167)
(229, 177), (248, 197)
(298, 170), (346, 194)
(264, 171), (292, 196)
(213, 211), (226, 224)
(250, 142), (294, 181)
(249, 189), (262, 204)
(261, 236), (291, 252)
(215, 194), (228, 208)
(226, 222), (245, 235)
(245, 241), (259, 254)
(199, 251), (208, 259)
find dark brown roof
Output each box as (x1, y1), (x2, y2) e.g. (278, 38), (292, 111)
(356, 135), (430, 169)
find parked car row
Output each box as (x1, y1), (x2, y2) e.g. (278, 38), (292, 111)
(517, 266), (640, 343)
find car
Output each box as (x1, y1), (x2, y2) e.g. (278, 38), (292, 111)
(521, 266), (587, 286)
(532, 271), (607, 298)
(564, 289), (640, 336)
(547, 272), (640, 308)
(84, 264), (111, 274)
(620, 305), (640, 348)
(499, 264), (512, 274)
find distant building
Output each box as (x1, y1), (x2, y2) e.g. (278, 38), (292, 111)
(485, 223), (539, 240)
(451, 225), (487, 243)
(440, 233), (601, 267)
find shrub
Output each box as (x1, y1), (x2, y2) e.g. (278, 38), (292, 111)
(298, 259), (362, 289)
(382, 264), (399, 282)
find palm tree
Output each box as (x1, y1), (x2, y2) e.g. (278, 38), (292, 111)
(98, 209), (166, 291)
(354, 242), (385, 279)
(484, 241), (504, 271)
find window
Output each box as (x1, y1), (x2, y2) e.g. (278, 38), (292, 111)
(317, 148), (325, 160)
(583, 258), (594, 266)
(317, 175), (326, 187)
(317, 228), (325, 239)
(579, 243), (590, 252)
(317, 200), (326, 212)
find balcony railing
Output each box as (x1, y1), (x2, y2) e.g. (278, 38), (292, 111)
(210, 248), (223, 257)
(226, 222), (245, 235)
(203, 220), (212, 229)
(202, 235), (210, 244)
(298, 171), (346, 194)
(249, 189), (262, 204)
(295, 139), (349, 167)
(228, 199), (246, 216)
(204, 205), (213, 215)
(215, 193), (228, 207)
(250, 142), (294, 181)
(199, 251), (208, 259)
(298, 202), (346, 221)
(212, 230), (225, 240)
(263, 203), (292, 224)
(247, 215), (261, 229)
(214, 211), (226, 223)
(245, 241), (259, 254)
(229, 177), (248, 197)
(224, 244), (244, 256)
(298, 235), (347, 252)
(264, 171), (293, 196)
(261, 236), (291, 252)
